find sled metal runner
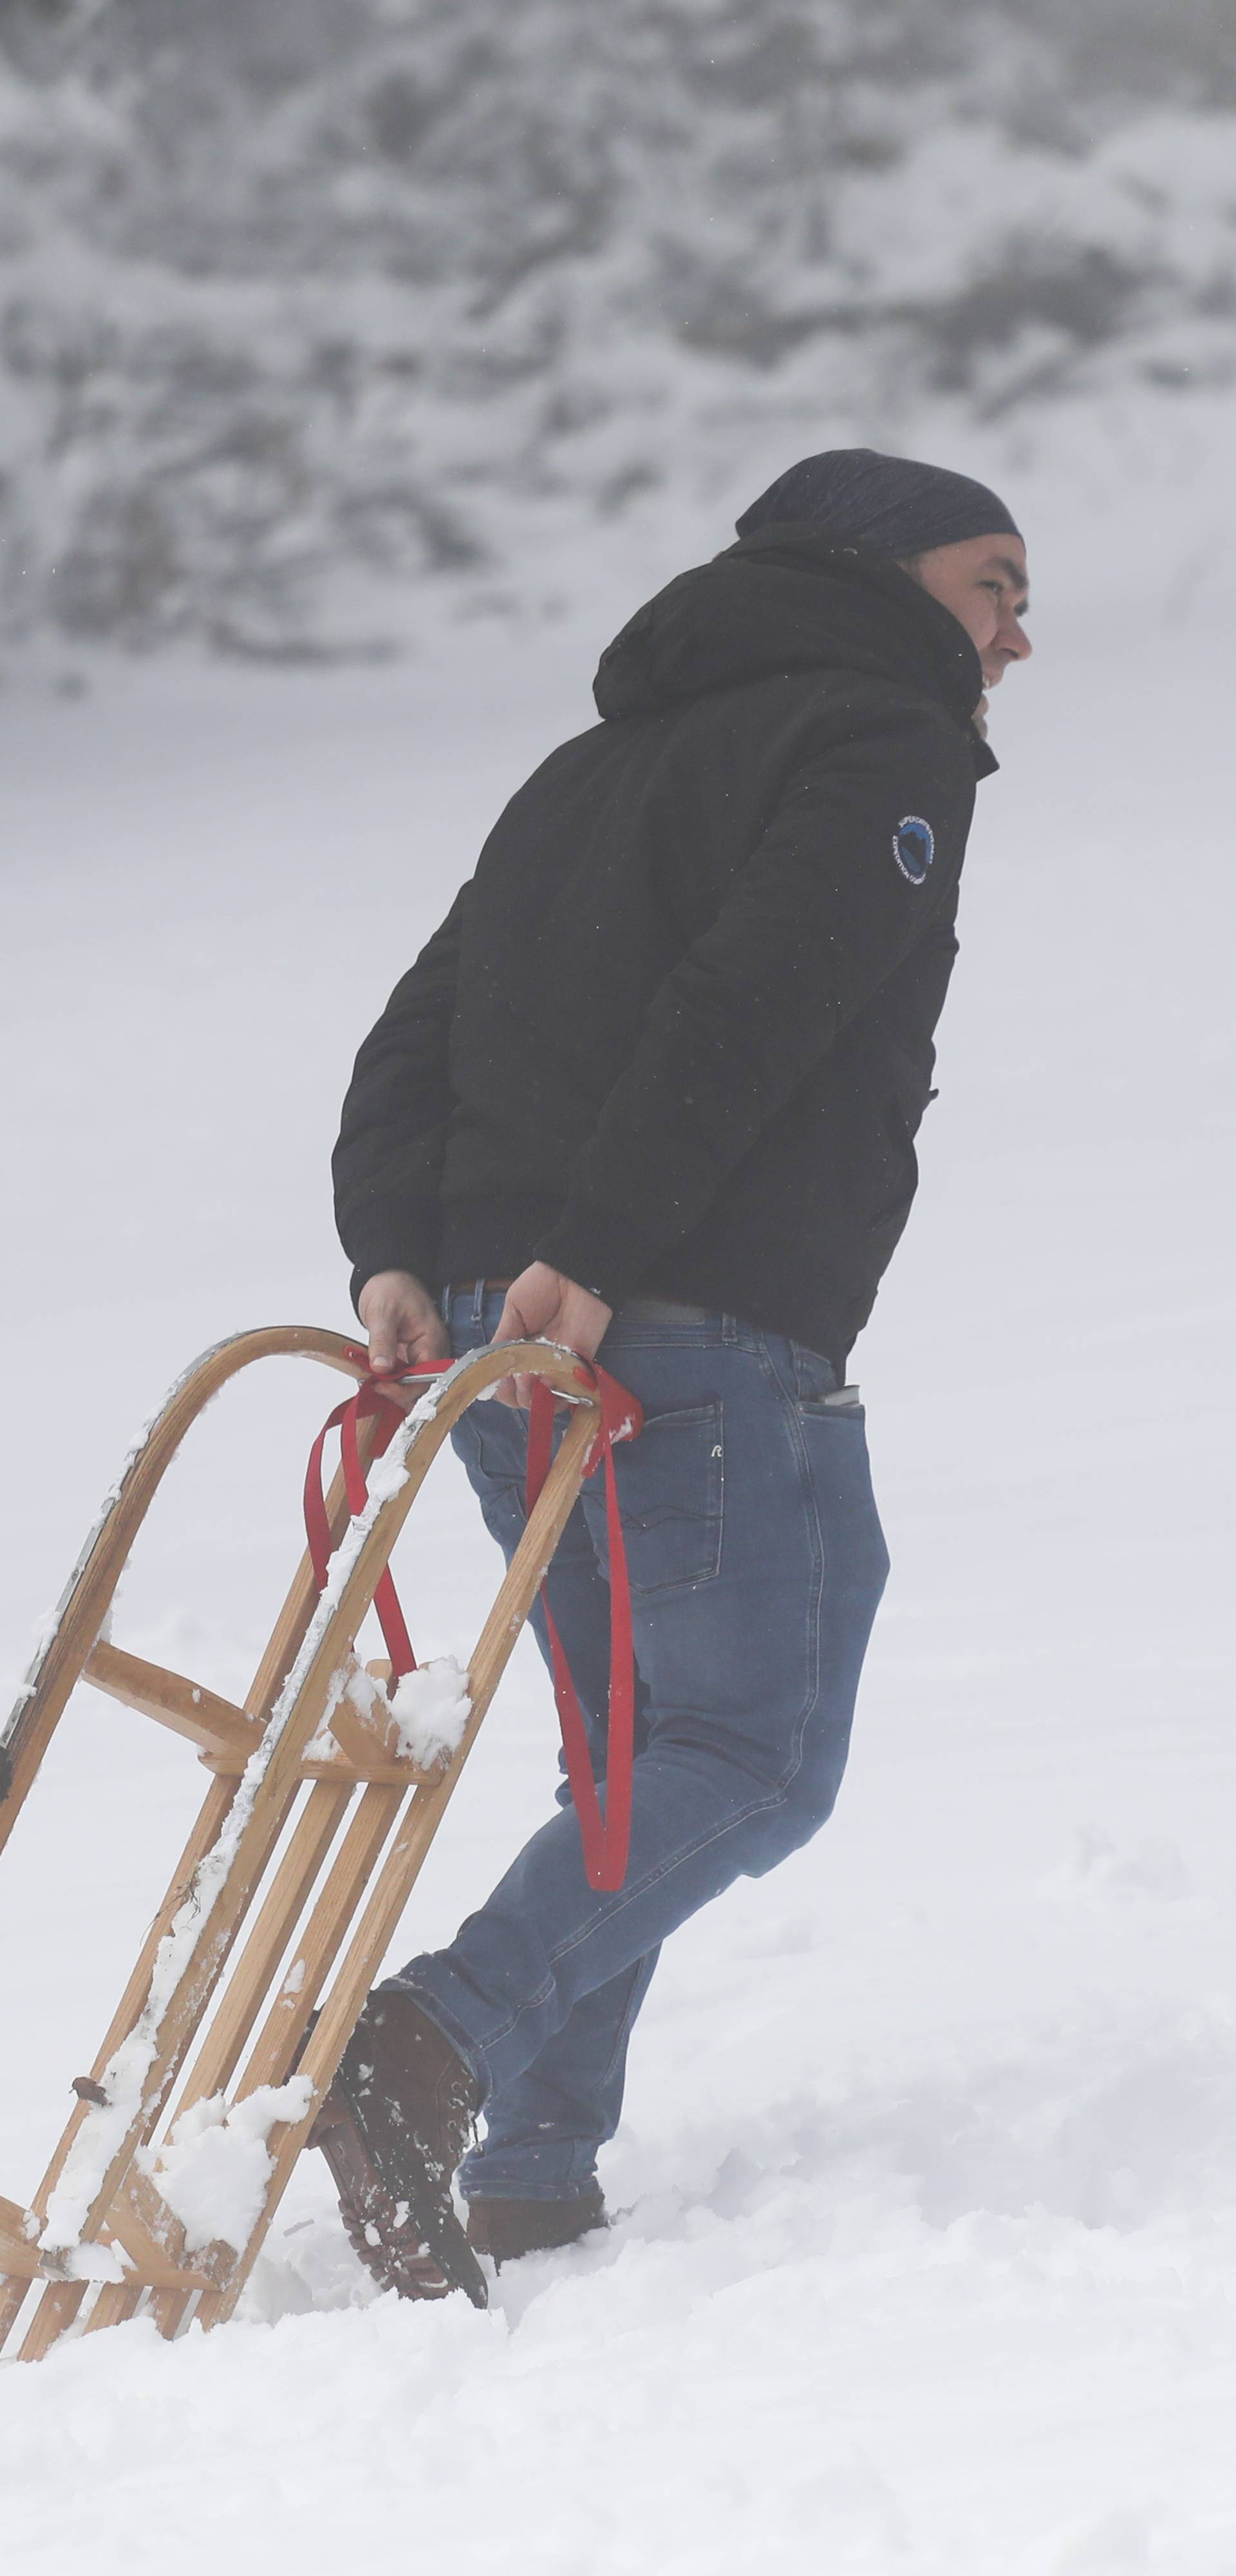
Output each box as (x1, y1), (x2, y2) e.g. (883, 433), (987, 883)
(0, 1325), (604, 2362)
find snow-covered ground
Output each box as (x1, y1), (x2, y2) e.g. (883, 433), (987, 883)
(1, 500), (1234, 2569)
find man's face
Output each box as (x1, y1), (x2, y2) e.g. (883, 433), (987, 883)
(905, 533), (1031, 731)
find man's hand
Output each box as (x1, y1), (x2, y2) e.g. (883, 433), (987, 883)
(358, 1269), (449, 1389)
(492, 1262), (613, 1408)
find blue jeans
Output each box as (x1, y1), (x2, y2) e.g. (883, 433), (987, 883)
(388, 1285), (889, 2204)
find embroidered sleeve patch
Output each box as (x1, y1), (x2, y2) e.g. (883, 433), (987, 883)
(893, 815), (935, 885)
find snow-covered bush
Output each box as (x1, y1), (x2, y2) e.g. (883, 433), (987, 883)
(2, 0), (1233, 654)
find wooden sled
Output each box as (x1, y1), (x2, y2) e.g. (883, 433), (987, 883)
(0, 1325), (606, 2362)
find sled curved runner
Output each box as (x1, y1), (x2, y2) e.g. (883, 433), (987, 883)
(0, 1325), (604, 2361)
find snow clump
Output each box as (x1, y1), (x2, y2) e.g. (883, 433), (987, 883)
(389, 1659), (471, 1767)
(149, 2077), (314, 2257)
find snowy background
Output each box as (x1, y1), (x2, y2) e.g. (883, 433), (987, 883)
(5, 0), (1236, 659)
(2, 3), (1235, 2570)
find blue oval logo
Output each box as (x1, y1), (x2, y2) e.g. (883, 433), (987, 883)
(894, 815), (934, 885)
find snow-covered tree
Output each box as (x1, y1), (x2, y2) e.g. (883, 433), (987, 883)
(2, 0), (1233, 652)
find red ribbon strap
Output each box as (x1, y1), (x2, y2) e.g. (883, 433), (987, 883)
(303, 1348), (642, 1893)
(525, 1363), (642, 1895)
(303, 1354), (451, 1680)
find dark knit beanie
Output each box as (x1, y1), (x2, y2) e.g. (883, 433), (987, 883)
(735, 446), (1021, 558)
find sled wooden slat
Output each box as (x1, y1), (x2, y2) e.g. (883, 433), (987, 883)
(171, 1780), (355, 2117)
(315, 1654), (404, 1775)
(201, 1748), (436, 1786)
(17, 2279), (89, 2362)
(0, 2269), (40, 2338)
(240, 1782), (406, 2100)
(82, 2279), (145, 2335)
(0, 1326), (605, 2360)
(0, 2198), (41, 2279)
(84, 1642), (261, 1762)
(106, 2172), (221, 2294)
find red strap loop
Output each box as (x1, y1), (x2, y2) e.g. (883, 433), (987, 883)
(525, 1363), (642, 1894)
(303, 1347), (643, 1892)
(303, 1354), (451, 1680)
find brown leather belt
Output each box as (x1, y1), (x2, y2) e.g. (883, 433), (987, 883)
(448, 1278), (514, 1293)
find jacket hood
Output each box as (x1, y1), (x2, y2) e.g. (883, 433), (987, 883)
(594, 526), (998, 775)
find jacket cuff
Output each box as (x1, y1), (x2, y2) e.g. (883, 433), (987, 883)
(341, 1206), (442, 1319)
(533, 1197), (664, 1312)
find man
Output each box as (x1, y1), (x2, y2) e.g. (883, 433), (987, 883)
(323, 448), (1031, 2306)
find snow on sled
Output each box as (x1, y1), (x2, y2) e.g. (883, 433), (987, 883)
(0, 1323), (636, 2362)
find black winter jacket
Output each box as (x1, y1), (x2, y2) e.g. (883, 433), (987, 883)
(334, 527), (997, 1368)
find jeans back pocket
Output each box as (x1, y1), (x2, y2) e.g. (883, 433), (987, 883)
(613, 1400), (724, 1594)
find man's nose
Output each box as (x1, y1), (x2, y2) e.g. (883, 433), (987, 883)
(1002, 616), (1032, 663)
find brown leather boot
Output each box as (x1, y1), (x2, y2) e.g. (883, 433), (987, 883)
(309, 1991), (487, 2308)
(465, 2186), (607, 2269)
